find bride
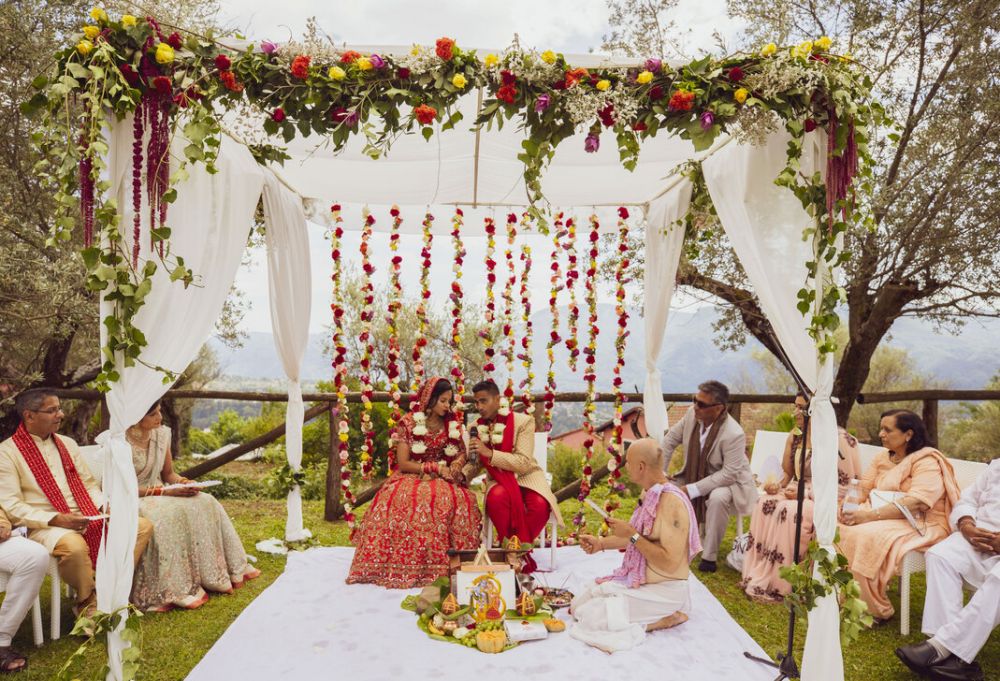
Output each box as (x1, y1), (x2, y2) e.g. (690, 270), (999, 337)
(347, 377), (482, 588)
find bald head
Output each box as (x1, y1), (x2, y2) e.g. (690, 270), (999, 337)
(623, 438), (666, 488)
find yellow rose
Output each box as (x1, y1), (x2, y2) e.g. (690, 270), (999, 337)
(121, 14), (137, 28)
(734, 87), (749, 104)
(82, 25), (100, 39)
(155, 42), (174, 64)
(596, 79), (610, 91)
(410, 45), (420, 56)
(792, 40), (813, 58)
(761, 42), (777, 57)
(328, 66), (346, 80)
(76, 39), (94, 56)
(815, 36), (832, 51)
(540, 50), (556, 64)
(636, 70), (653, 84)
(484, 53), (498, 68)
(356, 57), (373, 71)
(452, 73), (467, 88)
(338, 433), (349, 443)
(89, 7), (108, 22)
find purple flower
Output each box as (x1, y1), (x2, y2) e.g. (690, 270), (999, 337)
(700, 111), (715, 130)
(260, 40), (277, 55)
(370, 54), (386, 69)
(645, 58), (662, 73)
(534, 94), (551, 113)
(584, 132), (600, 153)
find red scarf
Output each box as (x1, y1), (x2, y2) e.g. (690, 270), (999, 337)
(12, 424), (104, 567)
(480, 411), (531, 543)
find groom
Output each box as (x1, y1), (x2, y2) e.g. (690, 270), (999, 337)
(465, 380), (563, 572)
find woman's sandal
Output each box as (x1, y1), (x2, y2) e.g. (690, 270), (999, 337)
(0, 647), (27, 674)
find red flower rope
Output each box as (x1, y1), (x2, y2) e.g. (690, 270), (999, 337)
(518, 239), (534, 415)
(501, 213), (518, 400)
(358, 208), (376, 479)
(543, 212), (564, 431)
(386, 205), (404, 471)
(449, 208), (467, 412)
(482, 216), (498, 374)
(563, 217), (580, 372)
(412, 213), (434, 391)
(329, 204), (354, 530)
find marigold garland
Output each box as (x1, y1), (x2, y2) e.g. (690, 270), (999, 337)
(412, 213), (434, 391)
(482, 216), (498, 374)
(518, 240), (534, 415)
(358, 208), (377, 479)
(563, 217), (581, 372)
(449, 208), (467, 411)
(501, 212), (518, 400)
(385, 205), (404, 471)
(543, 212), (564, 431)
(329, 204), (354, 530)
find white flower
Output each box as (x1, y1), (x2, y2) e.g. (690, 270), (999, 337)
(413, 412), (426, 423)
(607, 459), (617, 472)
(491, 434), (504, 444)
(338, 422), (349, 433)
(412, 442), (427, 454)
(448, 424), (461, 439)
(498, 405), (510, 417)
(453, 626), (470, 639)
(445, 445), (458, 458)
(412, 425), (428, 437)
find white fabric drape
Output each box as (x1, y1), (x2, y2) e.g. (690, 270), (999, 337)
(641, 180), (692, 441)
(262, 174), (313, 542)
(703, 130), (842, 680)
(100, 119), (264, 680)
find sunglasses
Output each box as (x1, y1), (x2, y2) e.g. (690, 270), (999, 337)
(692, 397), (721, 410)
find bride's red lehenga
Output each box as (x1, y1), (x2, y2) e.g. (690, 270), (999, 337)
(346, 378), (482, 588)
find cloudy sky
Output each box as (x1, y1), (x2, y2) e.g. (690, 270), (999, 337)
(215, 0), (744, 334)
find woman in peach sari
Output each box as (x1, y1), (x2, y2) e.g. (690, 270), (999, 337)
(838, 409), (961, 621)
(741, 393), (862, 602)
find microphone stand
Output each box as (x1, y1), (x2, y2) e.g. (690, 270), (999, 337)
(743, 329), (813, 681)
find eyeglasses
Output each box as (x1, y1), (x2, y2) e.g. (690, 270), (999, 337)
(692, 397), (721, 410)
(29, 407), (63, 415)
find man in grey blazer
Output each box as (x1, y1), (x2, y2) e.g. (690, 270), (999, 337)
(660, 380), (757, 573)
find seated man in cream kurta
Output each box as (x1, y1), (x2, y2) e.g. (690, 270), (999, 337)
(570, 438), (701, 653)
(0, 388), (153, 617)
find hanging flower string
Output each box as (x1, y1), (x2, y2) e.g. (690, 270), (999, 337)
(563, 217), (581, 372)
(543, 212), (564, 431)
(358, 208), (377, 479)
(449, 208), (467, 411)
(518, 240), (535, 415)
(412, 213), (434, 391)
(385, 206), (404, 471)
(605, 208), (632, 512)
(501, 212), (518, 401)
(329, 204), (355, 531)
(482, 216), (498, 374)
(574, 213), (601, 531)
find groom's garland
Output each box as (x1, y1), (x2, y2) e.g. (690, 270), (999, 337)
(518, 240), (534, 415)
(412, 213), (434, 391)
(358, 209), (376, 479)
(563, 217), (580, 372)
(542, 212), (563, 431)
(329, 204), (355, 530)
(386, 206), (404, 471)
(501, 213), (518, 401)
(482, 216), (498, 374)
(449, 208), (467, 412)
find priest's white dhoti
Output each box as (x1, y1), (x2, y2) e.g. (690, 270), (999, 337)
(569, 579), (690, 653)
(922, 532), (1000, 663)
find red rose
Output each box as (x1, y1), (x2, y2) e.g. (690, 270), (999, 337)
(151, 75), (172, 94)
(804, 118), (818, 132)
(414, 104), (437, 125)
(648, 85), (664, 101)
(291, 54), (311, 79)
(219, 70), (243, 92)
(727, 66), (745, 82)
(497, 84), (518, 104)
(340, 50), (361, 64)
(598, 103), (615, 128)
(365, 214), (376, 226)
(507, 213), (517, 223)
(632, 121), (648, 132)
(119, 63), (140, 86)
(435, 37), (455, 61)
(214, 54), (232, 71)
(617, 207), (629, 219)
(397, 67), (411, 79)
(668, 89), (695, 111)
(390, 207), (400, 217)
(331, 203), (342, 212)
(166, 32), (183, 49)
(272, 108), (286, 122)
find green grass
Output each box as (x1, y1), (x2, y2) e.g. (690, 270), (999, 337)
(6, 496), (999, 680)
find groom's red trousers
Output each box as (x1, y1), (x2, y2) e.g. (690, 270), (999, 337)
(485, 484), (551, 543)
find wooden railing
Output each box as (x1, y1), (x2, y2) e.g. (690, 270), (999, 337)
(51, 387), (1000, 521)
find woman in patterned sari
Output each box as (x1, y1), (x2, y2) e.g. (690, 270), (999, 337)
(347, 377), (482, 588)
(740, 393), (861, 602)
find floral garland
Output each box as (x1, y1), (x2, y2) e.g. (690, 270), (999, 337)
(517, 241), (535, 415)
(482, 216), (498, 374)
(563, 217), (581, 372)
(329, 204), (354, 530)
(386, 206), (404, 471)
(32, 13), (879, 388)
(606, 208), (631, 486)
(449, 208), (467, 412)
(543, 213), (564, 431)
(576, 214), (601, 516)
(412, 213), (434, 391)
(358, 208), (376, 479)
(410, 410), (464, 461)
(501, 213), (518, 401)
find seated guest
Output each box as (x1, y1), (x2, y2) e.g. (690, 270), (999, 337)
(895, 458), (1000, 681)
(741, 393), (862, 601)
(838, 409), (960, 622)
(0, 508), (49, 672)
(127, 401), (259, 611)
(0, 388), (153, 618)
(463, 379), (563, 573)
(571, 438), (700, 653)
(347, 378), (481, 588)
(661, 380), (757, 572)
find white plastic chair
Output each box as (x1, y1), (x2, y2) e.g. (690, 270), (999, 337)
(484, 432), (559, 570)
(898, 457), (987, 634)
(0, 565), (43, 647)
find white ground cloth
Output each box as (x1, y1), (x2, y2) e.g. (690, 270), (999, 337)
(186, 547), (775, 681)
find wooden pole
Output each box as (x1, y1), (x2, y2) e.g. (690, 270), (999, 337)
(922, 399), (939, 448)
(324, 410), (342, 521)
(727, 401), (742, 424)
